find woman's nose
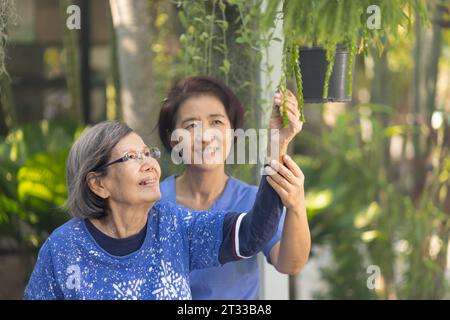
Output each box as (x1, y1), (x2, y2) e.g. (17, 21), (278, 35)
(140, 158), (158, 173)
(202, 127), (217, 144)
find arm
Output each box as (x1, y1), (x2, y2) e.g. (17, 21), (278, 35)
(219, 90), (305, 264)
(188, 90), (303, 269)
(267, 90), (303, 163)
(218, 174), (284, 263)
(266, 90), (310, 274)
(268, 156), (311, 275)
(185, 173), (283, 269)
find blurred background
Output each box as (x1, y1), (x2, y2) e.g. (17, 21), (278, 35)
(0, 0), (449, 300)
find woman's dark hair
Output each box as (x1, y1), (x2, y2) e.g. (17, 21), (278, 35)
(158, 76), (244, 151)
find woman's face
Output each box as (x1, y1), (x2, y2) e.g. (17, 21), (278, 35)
(100, 132), (161, 207)
(173, 95), (233, 171)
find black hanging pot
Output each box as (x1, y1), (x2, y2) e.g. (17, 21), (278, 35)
(299, 46), (353, 103)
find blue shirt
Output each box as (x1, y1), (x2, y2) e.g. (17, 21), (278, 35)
(24, 201), (226, 300)
(160, 175), (285, 300)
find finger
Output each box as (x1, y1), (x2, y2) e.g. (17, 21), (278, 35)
(274, 96), (298, 111)
(282, 91), (299, 107)
(276, 93), (298, 114)
(285, 100), (299, 118)
(285, 93), (298, 106)
(285, 89), (296, 99)
(281, 105), (300, 119)
(276, 101), (299, 120)
(286, 112), (303, 131)
(274, 95), (283, 108)
(270, 160), (296, 184)
(268, 163), (293, 190)
(266, 175), (289, 198)
(283, 155), (304, 179)
(269, 172), (291, 190)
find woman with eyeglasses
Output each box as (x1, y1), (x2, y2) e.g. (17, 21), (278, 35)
(24, 106), (300, 299)
(158, 76), (310, 299)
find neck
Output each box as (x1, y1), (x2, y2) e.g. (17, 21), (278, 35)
(177, 166), (228, 204)
(90, 202), (152, 239)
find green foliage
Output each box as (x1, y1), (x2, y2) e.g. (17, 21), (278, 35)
(149, 0), (184, 104)
(298, 104), (449, 299)
(262, 0), (429, 125)
(176, 0), (276, 185)
(176, 0), (274, 105)
(0, 121), (80, 250)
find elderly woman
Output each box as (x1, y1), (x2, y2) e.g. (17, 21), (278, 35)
(24, 100), (302, 299)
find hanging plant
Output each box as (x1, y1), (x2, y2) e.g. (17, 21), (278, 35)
(262, 0), (429, 125)
(0, 0), (18, 76)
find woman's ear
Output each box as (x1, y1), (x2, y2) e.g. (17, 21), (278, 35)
(86, 172), (110, 199)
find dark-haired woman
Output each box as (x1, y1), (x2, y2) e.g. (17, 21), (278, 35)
(158, 76), (310, 299)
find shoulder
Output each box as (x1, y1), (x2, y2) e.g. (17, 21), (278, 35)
(153, 200), (192, 224)
(45, 218), (85, 249)
(159, 175), (175, 188)
(35, 218), (84, 261)
(159, 175), (176, 202)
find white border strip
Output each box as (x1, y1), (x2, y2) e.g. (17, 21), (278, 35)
(235, 212), (251, 259)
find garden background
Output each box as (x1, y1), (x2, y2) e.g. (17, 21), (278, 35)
(0, 0), (449, 300)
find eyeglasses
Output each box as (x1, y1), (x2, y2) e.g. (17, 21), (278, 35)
(94, 147), (161, 172)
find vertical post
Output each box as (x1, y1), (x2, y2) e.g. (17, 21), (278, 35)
(258, 0), (289, 300)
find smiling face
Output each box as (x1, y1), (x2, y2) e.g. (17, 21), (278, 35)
(92, 132), (162, 208)
(173, 95), (233, 171)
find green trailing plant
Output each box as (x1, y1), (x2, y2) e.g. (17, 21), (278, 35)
(176, 0), (274, 104)
(176, 0), (277, 184)
(262, 0), (429, 126)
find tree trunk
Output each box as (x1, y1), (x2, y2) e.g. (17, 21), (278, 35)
(0, 90), (9, 136)
(60, 0), (83, 123)
(412, 0), (443, 199)
(0, 71), (15, 135)
(370, 49), (398, 299)
(109, 0), (159, 146)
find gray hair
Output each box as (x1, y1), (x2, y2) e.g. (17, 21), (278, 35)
(66, 121), (133, 219)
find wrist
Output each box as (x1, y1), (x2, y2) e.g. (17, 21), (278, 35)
(266, 136), (288, 162)
(286, 190), (305, 213)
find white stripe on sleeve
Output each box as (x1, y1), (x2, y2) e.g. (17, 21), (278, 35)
(234, 212), (252, 259)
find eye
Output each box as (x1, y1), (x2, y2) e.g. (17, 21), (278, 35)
(212, 119), (223, 126)
(185, 123), (197, 130)
(126, 151), (138, 160)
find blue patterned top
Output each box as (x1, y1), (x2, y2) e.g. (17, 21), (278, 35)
(24, 201), (225, 300)
(24, 177), (284, 300)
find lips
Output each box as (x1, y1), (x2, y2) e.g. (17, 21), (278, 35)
(195, 146), (221, 155)
(138, 177), (158, 186)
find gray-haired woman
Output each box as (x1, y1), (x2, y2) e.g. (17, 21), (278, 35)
(24, 105), (302, 299)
